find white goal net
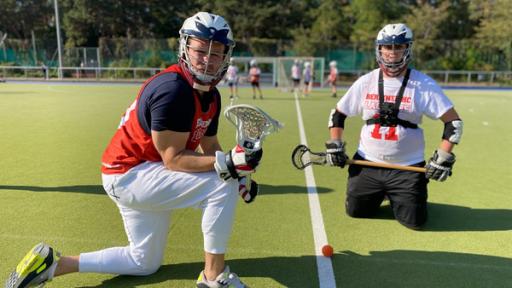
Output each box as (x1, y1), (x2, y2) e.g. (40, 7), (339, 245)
(276, 56), (324, 92)
(230, 56), (324, 89)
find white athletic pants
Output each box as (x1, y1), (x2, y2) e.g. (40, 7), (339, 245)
(79, 161), (239, 275)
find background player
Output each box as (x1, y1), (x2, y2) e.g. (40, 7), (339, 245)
(325, 23), (463, 230)
(302, 61), (312, 97)
(249, 59), (263, 99)
(327, 60), (338, 98)
(225, 57), (239, 101)
(290, 59), (301, 95)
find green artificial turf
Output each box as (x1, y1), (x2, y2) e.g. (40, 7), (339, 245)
(0, 83), (511, 287)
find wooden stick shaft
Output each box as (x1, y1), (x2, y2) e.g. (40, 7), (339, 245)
(347, 159), (426, 173)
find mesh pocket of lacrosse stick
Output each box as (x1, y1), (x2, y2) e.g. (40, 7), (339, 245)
(291, 144), (327, 170)
(224, 104), (282, 153)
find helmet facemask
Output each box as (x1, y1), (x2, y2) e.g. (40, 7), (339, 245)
(375, 23), (413, 77)
(179, 35), (233, 91)
(376, 43), (412, 76)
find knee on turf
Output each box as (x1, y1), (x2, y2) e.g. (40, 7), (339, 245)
(132, 262), (161, 276)
(129, 252), (163, 276)
(392, 201), (427, 230)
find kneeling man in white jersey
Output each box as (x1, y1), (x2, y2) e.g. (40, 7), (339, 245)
(325, 23), (463, 229)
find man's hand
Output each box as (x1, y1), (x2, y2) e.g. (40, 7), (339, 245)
(425, 149), (456, 182)
(238, 176), (258, 203)
(325, 140), (349, 168)
(214, 145), (263, 181)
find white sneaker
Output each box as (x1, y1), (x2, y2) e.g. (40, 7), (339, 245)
(5, 242), (60, 288)
(196, 266), (247, 288)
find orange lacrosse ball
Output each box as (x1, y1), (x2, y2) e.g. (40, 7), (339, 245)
(322, 244), (334, 257)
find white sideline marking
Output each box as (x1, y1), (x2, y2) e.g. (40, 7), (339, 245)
(294, 95), (336, 288)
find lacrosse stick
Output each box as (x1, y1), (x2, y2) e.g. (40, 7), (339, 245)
(224, 104), (283, 190)
(291, 144), (426, 173)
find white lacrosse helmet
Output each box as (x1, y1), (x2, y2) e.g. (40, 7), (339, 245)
(179, 12), (235, 90)
(375, 23), (413, 76)
(250, 59), (257, 67)
(329, 60), (337, 67)
(304, 62), (311, 67)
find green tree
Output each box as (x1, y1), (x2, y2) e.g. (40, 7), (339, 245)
(198, 0), (314, 55)
(350, 0), (407, 50)
(61, 0), (198, 47)
(292, 0), (351, 56)
(469, 0), (512, 69)
(0, 1), (54, 39)
(404, 1), (450, 69)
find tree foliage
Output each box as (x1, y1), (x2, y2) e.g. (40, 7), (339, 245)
(0, 0), (510, 70)
(292, 0), (351, 56)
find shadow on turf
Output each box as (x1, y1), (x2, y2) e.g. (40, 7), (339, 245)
(371, 202), (512, 232)
(0, 184), (334, 195)
(260, 184), (333, 195)
(0, 185), (105, 194)
(74, 250), (512, 287)
(332, 250), (512, 287)
(75, 255), (319, 288)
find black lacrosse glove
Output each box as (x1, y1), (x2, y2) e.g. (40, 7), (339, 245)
(214, 145), (263, 181)
(425, 149), (456, 182)
(325, 140), (349, 168)
(238, 176), (259, 203)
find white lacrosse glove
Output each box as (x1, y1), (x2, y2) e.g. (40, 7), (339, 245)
(425, 149), (456, 182)
(238, 176), (259, 203)
(214, 144), (263, 181)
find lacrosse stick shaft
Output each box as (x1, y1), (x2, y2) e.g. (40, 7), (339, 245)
(245, 174), (252, 191)
(348, 159), (426, 173)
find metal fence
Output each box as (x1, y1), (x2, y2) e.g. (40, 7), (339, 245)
(2, 65), (512, 87)
(0, 66), (161, 81)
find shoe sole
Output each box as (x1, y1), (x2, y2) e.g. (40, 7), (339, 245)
(5, 243), (57, 288)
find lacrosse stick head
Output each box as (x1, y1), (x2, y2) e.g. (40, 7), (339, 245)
(224, 104), (283, 153)
(291, 144), (327, 170)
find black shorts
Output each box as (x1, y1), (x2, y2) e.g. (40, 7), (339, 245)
(292, 79), (300, 85)
(251, 81), (259, 88)
(345, 153), (428, 229)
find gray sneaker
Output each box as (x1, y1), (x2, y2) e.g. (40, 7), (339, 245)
(196, 266), (247, 288)
(5, 243), (60, 288)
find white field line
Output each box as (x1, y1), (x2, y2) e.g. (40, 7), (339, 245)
(294, 94), (336, 288)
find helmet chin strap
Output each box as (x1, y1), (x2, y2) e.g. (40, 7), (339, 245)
(380, 63), (408, 77)
(193, 82), (211, 92)
(179, 60), (213, 92)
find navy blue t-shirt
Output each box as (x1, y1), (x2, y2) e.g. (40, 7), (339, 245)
(136, 72), (221, 136)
